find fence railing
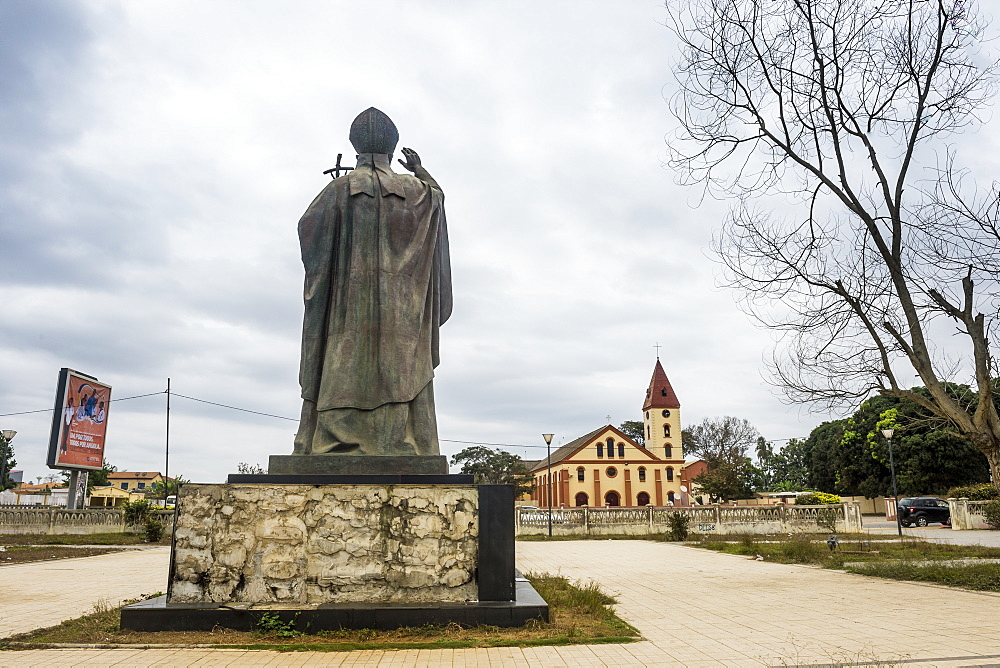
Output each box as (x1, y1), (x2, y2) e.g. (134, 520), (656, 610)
(0, 507), (175, 535)
(516, 503), (863, 536)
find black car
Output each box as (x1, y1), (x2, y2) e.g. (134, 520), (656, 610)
(897, 497), (951, 527)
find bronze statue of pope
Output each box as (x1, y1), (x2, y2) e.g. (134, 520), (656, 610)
(293, 108), (451, 457)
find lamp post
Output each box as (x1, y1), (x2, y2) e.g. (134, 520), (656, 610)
(0, 430), (16, 491)
(882, 428), (902, 536)
(543, 433), (554, 537)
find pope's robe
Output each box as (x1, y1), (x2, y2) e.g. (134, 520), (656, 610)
(294, 152), (452, 455)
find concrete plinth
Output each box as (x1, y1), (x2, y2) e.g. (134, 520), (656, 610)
(268, 454), (448, 475)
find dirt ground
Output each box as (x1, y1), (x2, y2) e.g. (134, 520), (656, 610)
(0, 545), (134, 565)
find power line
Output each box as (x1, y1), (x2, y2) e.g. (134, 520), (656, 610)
(170, 393), (298, 421)
(0, 388), (808, 449)
(0, 391), (166, 418)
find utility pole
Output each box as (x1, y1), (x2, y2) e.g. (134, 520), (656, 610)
(165, 378), (171, 484)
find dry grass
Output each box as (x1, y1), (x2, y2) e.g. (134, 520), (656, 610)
(0, 545), (132, 565)
(3, 573), (639, 652)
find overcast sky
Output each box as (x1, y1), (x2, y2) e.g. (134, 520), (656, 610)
(5, 0), (995, 484)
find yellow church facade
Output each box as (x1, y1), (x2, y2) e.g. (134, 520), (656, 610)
(529, 360), (687, 507)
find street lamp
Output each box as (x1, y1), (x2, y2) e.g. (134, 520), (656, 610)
(543, 433), (554, 537)
(882, 428), (902, 536)
(0, 430), (16, 491)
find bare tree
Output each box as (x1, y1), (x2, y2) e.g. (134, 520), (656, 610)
(667, 0), (1000, 486)
(683, 416), (762, 499)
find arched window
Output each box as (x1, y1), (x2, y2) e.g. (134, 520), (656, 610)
(667, 491), (676, 503)
(663, 424), (671, 437)
(664, 444), (672, 458)
(604, 491), (621, 507)
(617, 443), (625, 458)
(575, 492), (589, 506)
(637, 491), (650, 506)
(597, 444), (604, 458)
(606, 438), (615, 458)
(661, 388), (667, 396)
(666, 467), (674, 482)
(577, 467), (585, 482)
(638, 467), (646, 482)
(646, 425), (651, 440)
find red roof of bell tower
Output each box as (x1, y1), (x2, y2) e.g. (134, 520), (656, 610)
(642, 359), (680, 411)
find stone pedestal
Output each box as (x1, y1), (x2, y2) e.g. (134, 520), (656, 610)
(169, 482), (479, 604)
(121, 475), (546, 632)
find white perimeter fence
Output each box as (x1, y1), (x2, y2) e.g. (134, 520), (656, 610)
(516, 503), (863, 536)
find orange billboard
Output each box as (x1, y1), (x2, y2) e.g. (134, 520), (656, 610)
(47, 369), (112, 471)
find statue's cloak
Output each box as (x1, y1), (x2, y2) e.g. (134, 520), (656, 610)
(297, 153), (452, 411)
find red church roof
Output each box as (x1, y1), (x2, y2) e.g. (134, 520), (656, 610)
(642, 359), (680, 411)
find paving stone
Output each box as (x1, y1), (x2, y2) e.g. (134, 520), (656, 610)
(4, 538), (1000, 665)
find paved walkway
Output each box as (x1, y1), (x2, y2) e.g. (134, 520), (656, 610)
(3, 540), (1000, 666)
(0, 547), (170, 638)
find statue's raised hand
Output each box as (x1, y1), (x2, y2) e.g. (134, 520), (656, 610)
(397, 147), (421, 173)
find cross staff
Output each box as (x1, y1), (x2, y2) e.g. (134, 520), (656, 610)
(323, 153), (355, 179)
(654, 342), (662, 359)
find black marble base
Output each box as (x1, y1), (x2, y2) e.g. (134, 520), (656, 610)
(120, 574), (547, 632)
(226, 473), (474, 485)
(268, 454), (449, 475)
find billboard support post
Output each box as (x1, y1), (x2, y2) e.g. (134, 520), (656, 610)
(67, 470), (79, 509)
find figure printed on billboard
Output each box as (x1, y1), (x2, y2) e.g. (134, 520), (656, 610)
(47, 369), (112, 471)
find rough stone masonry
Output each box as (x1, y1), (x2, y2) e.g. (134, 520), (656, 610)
(169, 484), (479, 604)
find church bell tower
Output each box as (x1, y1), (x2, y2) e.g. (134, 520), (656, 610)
(642, 358), (682, 461)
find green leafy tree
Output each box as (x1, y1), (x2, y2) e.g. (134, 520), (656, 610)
(0, 434), (16, 491)
(450, 446), (534, 496)
(692, 460), (757, 502)
(802, 420), (846, 493)
(619, 420), (645, 447)
(685, 416), (761, 501)
(804, 391), (990, 497)
(146, 475), (189, 500)
(756, 438), (810, 492)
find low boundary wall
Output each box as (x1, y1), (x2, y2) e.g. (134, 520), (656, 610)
(947, 498), (994, 530)
(0, 507), (175, 535)
(516, 503), (862, 536)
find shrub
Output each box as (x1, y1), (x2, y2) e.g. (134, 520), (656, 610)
(816, 507), (841, 533)
(122, 500), (151, 528)
(143, 515), (164, 542)
(795, 492), (842, 505)
(255, 611), (301, 638)
(666, 512), (690, 541)
(983, 500), (1000, 530)
(946, 483), (999, 501)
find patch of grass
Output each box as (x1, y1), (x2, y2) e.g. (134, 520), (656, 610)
(779, 535), (824, 563)
(5, 575), (639, 651)
(690, 532), (1000, 591)
(845, 561), (1000, 591)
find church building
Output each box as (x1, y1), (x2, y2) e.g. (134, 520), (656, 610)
(528, 359), (690, 507)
